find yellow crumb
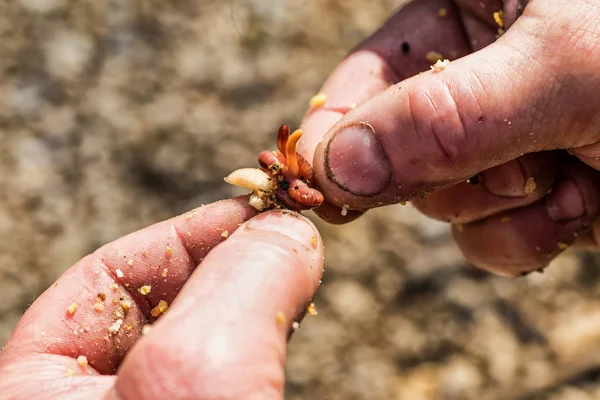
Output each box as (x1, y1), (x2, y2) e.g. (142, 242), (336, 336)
(111, 283), (119, 291)
(119, 299), (130, 310)
(309, 93), (327, 108)
(307, 303), (318, 316)
(455, 223), (464, 232)
(108, 319), (123, 335)
(93, 303), (104, 313)
(96, 293), (106, 302)
(437, 8), (447, 17)
(276, 311), (286, 324)
(558, 242), (570, 250)
(524, 177), (536, 194)
(310, 236), (318, 249)
(115, 308), (124, 319)
(425, 51), (444, 63)
(431, 59), (450, 72)
(501, 216), (512, 223)
(115, 269), (124, 278)
(67, 302), (78, 315)
(400, 202), (407, 206)
(151, 300), (169, 317)
(139, 285), (152, 295)
(77, 355), (88, 367)
(112, 298), (119, 304)
(127, 259), (134, 267)
(125, 323), (133, 332)
(162, 268), (168, 277)
(348, 102), (357, 110)
(65, 367), (75, 377)
(493, 10), (505, 28)
(165, 246), (173, 260)
(221, 230), (229, 238)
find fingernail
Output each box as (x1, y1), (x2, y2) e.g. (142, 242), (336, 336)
(325, 122), (391, 195)
(545, 180), (585, 222)
(481, 160), (528, 197)
(245, 211), (319, 249)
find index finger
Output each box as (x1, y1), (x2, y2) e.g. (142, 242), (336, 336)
(0, 197), (257, 375)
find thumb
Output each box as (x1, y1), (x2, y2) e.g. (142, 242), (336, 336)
(312, 3), (600, 210)
(111, 211), (323, 400)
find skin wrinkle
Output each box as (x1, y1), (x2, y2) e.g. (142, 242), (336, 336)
(409, 80), (469, 170)
(420, 86), (458, 167)
(440, 79), (470, 167)
(96, 257), (153, 317)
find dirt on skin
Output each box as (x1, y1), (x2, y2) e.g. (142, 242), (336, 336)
(1, 1), (600, 399)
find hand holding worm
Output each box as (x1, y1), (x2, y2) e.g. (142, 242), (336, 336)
(299, 0), (600, 276)
(0, 198), (324, 400)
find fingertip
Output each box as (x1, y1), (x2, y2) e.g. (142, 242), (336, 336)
(244, 210), (322, 252)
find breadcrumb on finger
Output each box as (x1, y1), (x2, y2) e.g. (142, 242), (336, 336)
(77, 355), (88, 367)
(309, 93), (327, 108)
(67, 303), (78, 315)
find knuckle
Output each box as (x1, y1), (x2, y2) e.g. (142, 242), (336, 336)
(406, 80), (472, 169)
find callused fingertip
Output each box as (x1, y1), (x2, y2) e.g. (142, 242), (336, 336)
(244, 210), (321, 251)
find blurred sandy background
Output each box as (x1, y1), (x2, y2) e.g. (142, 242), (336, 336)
(2, 0), (600, 399)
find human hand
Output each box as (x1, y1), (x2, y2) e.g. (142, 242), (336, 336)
(0, 198), (324, 400)
(298, 0), (600, 276)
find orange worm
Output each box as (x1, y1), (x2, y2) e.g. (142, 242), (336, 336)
(285, 129), (303, 178)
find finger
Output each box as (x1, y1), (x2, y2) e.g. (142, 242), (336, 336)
(299, 0), (473, 162)
(412, 152), (557, 223)
(454, 0), (503, 28)
(459, 7), (498, 51)
(112, 211), (324, 400)
(312, 0), (600, 211)
(452, 162), (600, 276)
(301, 0), (480, 221)
(0, 197), (257, 382)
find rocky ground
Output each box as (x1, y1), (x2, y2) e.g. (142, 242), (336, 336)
(2, 0), (600, 399)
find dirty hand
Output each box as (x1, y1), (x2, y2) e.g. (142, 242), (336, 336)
(299, 0), (600, 276)
(0, 199), (323, 400)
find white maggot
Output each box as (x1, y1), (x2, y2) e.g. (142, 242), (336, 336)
(224, 168), (277, 192)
